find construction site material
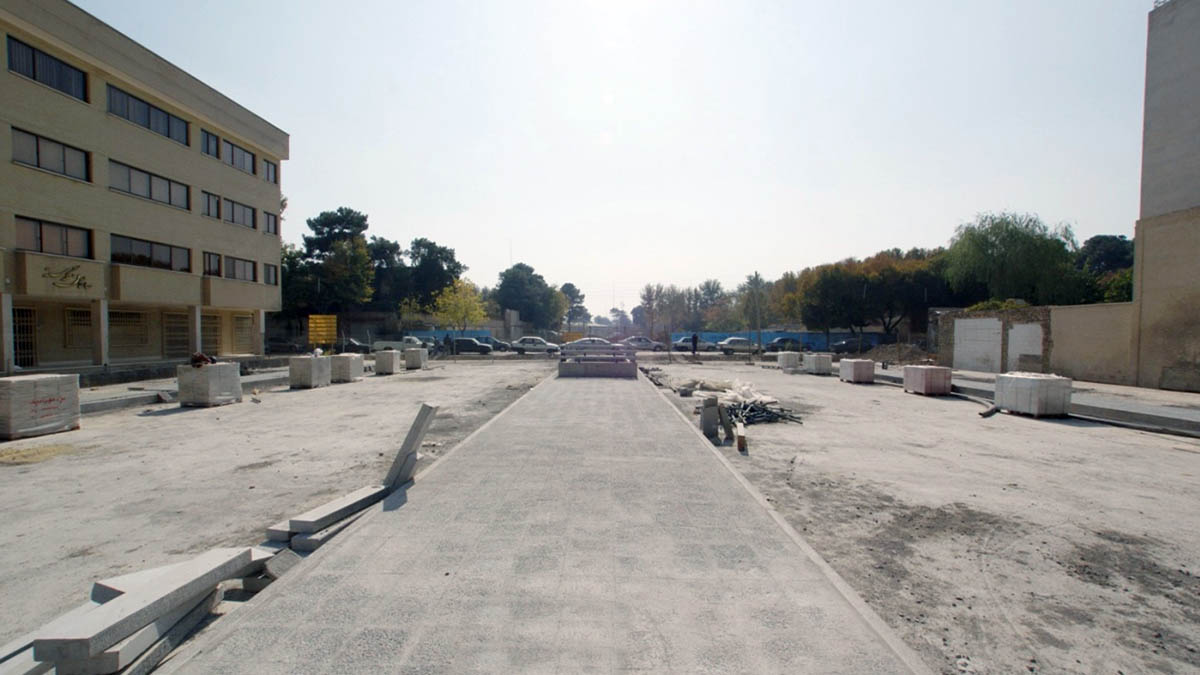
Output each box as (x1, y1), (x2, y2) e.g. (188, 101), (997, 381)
(290, 510), (368, 553)
(860, 343), (936, 366)
(778, 352), (801, 370)
(32, 548), (249, 662)
(558, 360), (638, 378)
(265, 521), (291, 543)
(700, 397), (719, 438)
(718, 404), (735, 441)
(725, 401), (803, 425)
(263, 549), (302, 580)
(903, 365), (952, 395)
(288, 356), (331, 389)
(994, 372), (1072, 417)
(0, 374), (81, 441)
(384, 403), (439, 489)
(330, 354), (364, 383)
(803, 353), (833, 375)
(0, 603), (98, 675)
(403, 348), (428, 370)
(53, 590), (217, 675)
(735, 422), (747, 452)
(288, 485), (388, 534)
(374, 350), (403, 375)
(176, 364), (241, 408)
(839, 359), (875, 384)
(639, 366), (668, 387)
(97, 590), (219, 675)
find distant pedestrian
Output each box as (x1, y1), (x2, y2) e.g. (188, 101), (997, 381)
(443, 333), (452, 355)
(691, 332), (698, 355)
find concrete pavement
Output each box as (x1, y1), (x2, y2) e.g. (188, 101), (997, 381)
(165, 375), (927, 673)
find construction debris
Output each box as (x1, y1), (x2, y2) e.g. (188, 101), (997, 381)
(723, 401), (803, 425)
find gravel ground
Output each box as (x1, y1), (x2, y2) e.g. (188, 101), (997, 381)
(0, 360), (554, 645)
(654, 362), (1200, 674)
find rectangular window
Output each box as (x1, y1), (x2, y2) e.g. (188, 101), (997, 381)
(224, 256), (256, 282)
(11, 128), (90, 181)
(264, 160), (277, 184)
(109, 311), (149, 347)
(65, 308), (91, 349)
(14, 216), (91, 259)
(108, 160), (189, 209)
(202, 191), (221, 218)
(264, 212), (278, 235)
(221, 139), (255, 174)
(264, 264), (278, 286)
(203, 252), (221, 276)
(7, 36), (87, 101)
(106, 85), (188, 145)
(222, 198), (255, 228)
(201, 130), (220, 158)
(111, 234), (190, 272)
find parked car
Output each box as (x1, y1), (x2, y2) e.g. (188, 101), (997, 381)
(563, 337), (613, 349)
(475, 336), (510, 352)
(511, 336), (559, 354)
(266, 337), (304, 354)
(829, 338), (869, 354)
(372, 336), (425, 351)
(419, 337), (441, 353)
(765, 337), (803, 353)
(453, 337), (492, 354)
(335, 337), (371, 353)
(622, 336), (666, 351)
(717, 337), (761, 355)
(672, 336), (717, 352)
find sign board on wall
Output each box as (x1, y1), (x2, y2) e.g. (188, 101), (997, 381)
(561, 331), (584, 343)
(307, 315), (337, 346)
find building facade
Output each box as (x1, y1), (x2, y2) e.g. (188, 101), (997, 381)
(0, 0), (288, 374)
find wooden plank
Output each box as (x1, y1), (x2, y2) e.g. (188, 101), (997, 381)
(383, 404), (438, 489)
(735, 422), (747, 453)
(32, 548), (249, 662)
(718, 405), (734, 443)
(288, 485), (386, 534)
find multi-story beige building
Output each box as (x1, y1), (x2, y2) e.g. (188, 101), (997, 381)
(0, 0), (288, 375)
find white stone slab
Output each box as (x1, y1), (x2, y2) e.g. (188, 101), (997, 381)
(995, 372), (1072, 417)
(777, 352), (801, 370)
(264, 549), (302, 580)
(803, 353), (832, 375)
(0, 602), (98, 675)
(291, 510), (369, 553)
(265, 520), (292, 542)
(288, 356), (331, 389)
(288, 485), (387, 534)
(404, 348), (428, 370)
(92, 589), (219, 675)
(839, 359), (875, 383)
(374, 350), (403, 375)
(903, 365), (952, 395)
(54, 590), (216, 675)
(32, 548), (250, 662)
(176, 364), (241, 407)
(330, 354), (363, 383)
(384, 404), (439, 489)
(0, 374), (80, 440)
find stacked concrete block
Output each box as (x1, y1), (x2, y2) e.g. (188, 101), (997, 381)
(331, 354), (364, 383)
(995, 372), (1072, 417)
(557, 361), (638, 378)
(177, 364), (242, 407)
(375, 350), (403, 375)
(803, 353), (832, 375)
(289, 356), (332, 389)
(0, 373), (81, 440)
(777, 352), (801, 371)
(839, 359), (875, 384)
(404, 348), (428, 370)
(903, 365), (952, 395)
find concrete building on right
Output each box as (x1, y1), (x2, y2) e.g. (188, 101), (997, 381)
(936, 0), (1200, 392)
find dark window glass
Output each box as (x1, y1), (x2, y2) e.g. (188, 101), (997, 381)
(108, 161), (131, 192)
(202, 130), (220, 157)
(264, 212), (278, 235)
(12, 128), (37, 165)
(172, 247), (190, 272)
(130, 167), (150, 198)
(106, 85), (188, 145)
(107, 85), (128, 117)
(170, 182), (188, 209)
(15, 217), (40, 250)
(152, 243), (172, 268)
(264, 160), (277, 184)
(7, 36), (34, 78)
(129, 96), (150, 127)
(149, 108), (169, 136)
(130, 238), (152, 266)
(64, 146), (87, 180)
(150, 175), (169, 203)
(110, 234), (132, 260)
(37, 137), (64, 174)
(224, 256), (255, 281)
(7, 37), (86, 101)
(169, 116), (187, 144)
(111, 234), (186, 271)
(203, 192), (220, 218)
(203, 252), (221, 276)
(264, 264), (278, 286)
(65, 227), (89, 257)
(40, 223), (65, 255)
(108, 160), (188, 209)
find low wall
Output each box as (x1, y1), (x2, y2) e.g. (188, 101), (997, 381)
(937, 307), (1051, 373)
(1050, 303), (1136, 385)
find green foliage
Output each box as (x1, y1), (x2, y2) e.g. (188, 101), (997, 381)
(432, 279), (486, 333)
(1099, 268), (1134, 303)
(303, 207), (369, 259)
(965, 298), (1028, 312)
(560, 283), (590, 328)
(494, 263), (560, 329)
(1076, 235), (1134, 275)
(321, 237), (375, 311)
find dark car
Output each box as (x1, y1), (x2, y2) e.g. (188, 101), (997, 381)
(829, 338), (869, 354)
(453, 337), (492, 354)
(765, 337), (803, 352)
(476, 336), (510, 352)
(335, 337), (371, 353)
(266, 337), (304, 354)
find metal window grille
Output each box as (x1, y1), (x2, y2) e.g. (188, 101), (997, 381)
(163, 313), (190, 358)
(65, 308), (91, 349)
(109, 310), (148, 347)
(13, 308), (36, 367)
(201, 314), (221, 355)
(232, 315), (253, 353)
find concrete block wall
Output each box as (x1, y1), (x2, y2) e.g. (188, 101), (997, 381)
(995, 373), (1072, 417)
(839, 359), (874, 383)
(375, 350), (403, 375)
(903, 365), (952, 395)
(331, 354), (363, 383)
(289, 356), (331, 389)
(0, 373), (80, 439)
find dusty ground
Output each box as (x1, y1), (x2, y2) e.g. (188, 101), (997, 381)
(654, 362), (1200, 674)
(0, 359), (554, 645)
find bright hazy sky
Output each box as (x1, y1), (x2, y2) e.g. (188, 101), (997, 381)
(76, 0), (1150, 317)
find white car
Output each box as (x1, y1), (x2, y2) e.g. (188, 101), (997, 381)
(511, 336), (560, 355)
(717, 337), (761, 355)
(622, 336), (666, 351)
(672, 336), (716, 352)
(563, 337), (613, 349)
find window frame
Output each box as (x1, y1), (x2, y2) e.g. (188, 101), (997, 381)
(263, 263), (278, 286)
(110, 234), (191, 272)
(106, 84), (189, 146)
(6, 36), (88, 102)
(11, 127), (91, 181)
(203, 252), (222, 276)
(221, 139), (256, 174)
(223, 255), (256, 282)
(14, 216), (92, 259)
(108, 160), (190, 210)
(264, 212), (278, 235)
(222, 198), (256, 229)
(201, 130), (220, 158)
(264, 159), (278, 184)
